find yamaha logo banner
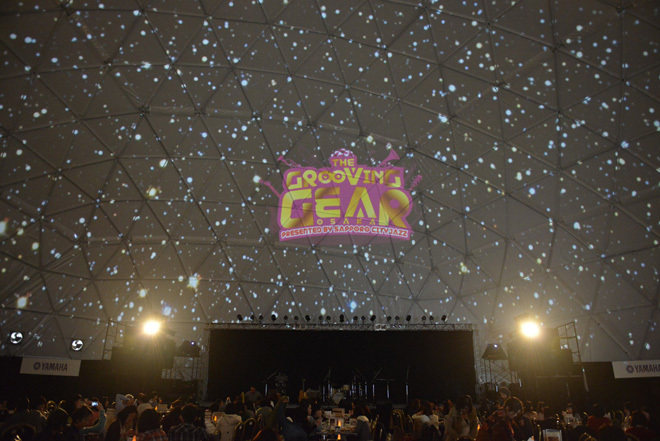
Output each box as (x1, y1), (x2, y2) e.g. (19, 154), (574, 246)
(20, 357), (81, 377)
(612, 360), (660, 378)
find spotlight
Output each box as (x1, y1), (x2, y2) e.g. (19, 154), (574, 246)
(370, 315), (376, 322)
(339, 314), (345, 323)
(71, 339), (84, 351)
(271, 314), (276, 322)
(305, 315), (311, 322)
(395, 316), (400, 321)
(406, 315), (411, 322)
(387, 316), (392, 322)
(318, 315), (323, 321)
(283, 315), (288, 321)
(294, 316), (299, 321)
(422, 315), (426, 321)
(520, 320), (541, 338)
(250, 315), (255, 321)
(9, 331), (23, 345)
(237, 314), (243, 321)
(361, 316), (366, 322)
(353, 316), (358, 322)
(429, 315), (434, 321)
(326, 316), (331, 321)
(258, 314), (264, 321)
(441, 314), (447, 322)
(143, 320), (161, 336)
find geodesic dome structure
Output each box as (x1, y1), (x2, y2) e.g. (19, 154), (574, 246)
(0, 0), (658, 362)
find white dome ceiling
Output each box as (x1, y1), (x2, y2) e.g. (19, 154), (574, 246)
(0, 0), (659, 362)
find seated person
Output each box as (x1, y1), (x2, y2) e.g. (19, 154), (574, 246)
(169, 404), (208, 441)
(215, 403), (242, 441)
(137, 409), (167, 441)
(352, 402), (373, 441)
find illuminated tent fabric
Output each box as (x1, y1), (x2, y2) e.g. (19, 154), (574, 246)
(0, 0), (658, 363)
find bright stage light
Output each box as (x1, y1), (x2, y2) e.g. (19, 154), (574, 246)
(143, 320), (161, 336)
(520, 320), (541, 338)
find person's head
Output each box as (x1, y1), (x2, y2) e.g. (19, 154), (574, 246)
(72, 394), (84, 409)
(630, 411), (648, 427)
(421, 401), (432, 416)
(138, 409), (161, 433)
(537, 401), (546, 414)
(455, 395), (473, 414)
(15, 397), (30, 412)
(592, 403), (605, 418)
(137, 393), (149, 404)
(504, 397), (523, 419)
(45, 408), (69, 433)
(225, 402), (238, 415)
(352, 402), (368, 418)
(253, 428), (281, 441)
(499, 387), (511, 401)
(171, 399), (184, 410)
(578, 435), (597, 441)
(311, 403), (322, 419)
(35, 396), (46, 411)
(623, 402), (634, 416)
(598, 425), (626, 441)
(250, 386), (257, 393)
(125, 394), (135, 405)
(295, 400), (311, 421)
(118, 404), (138, 427)
(71, 405), (93, 429)
(524, 401), (534, 414)
(180, 404), (198, 424)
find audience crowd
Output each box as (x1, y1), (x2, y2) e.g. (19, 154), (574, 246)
(0, 385), (657, 441)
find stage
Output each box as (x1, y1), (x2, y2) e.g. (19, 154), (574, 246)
(205, 325), (477, 404)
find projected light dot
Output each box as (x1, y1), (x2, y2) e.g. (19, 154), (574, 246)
(146, 186), (160, 198)
(143, 320), (161, 335)
(188, 274), (200, 289)
(17, 295), (29, 309)
(520, 320), (541, 338)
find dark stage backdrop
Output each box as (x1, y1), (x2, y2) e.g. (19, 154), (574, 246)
(207, 329), (476, 403)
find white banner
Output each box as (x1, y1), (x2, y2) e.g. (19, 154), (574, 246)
(20, 357), (81, 377)
(612, 360), (660, 379)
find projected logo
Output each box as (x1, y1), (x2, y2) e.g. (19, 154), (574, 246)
(261, 149), (421, 242)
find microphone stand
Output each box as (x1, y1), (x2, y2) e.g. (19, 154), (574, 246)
(371, 367), (383, 404)
(263, 371), (277, 396)
(322, 367), (332, 403)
